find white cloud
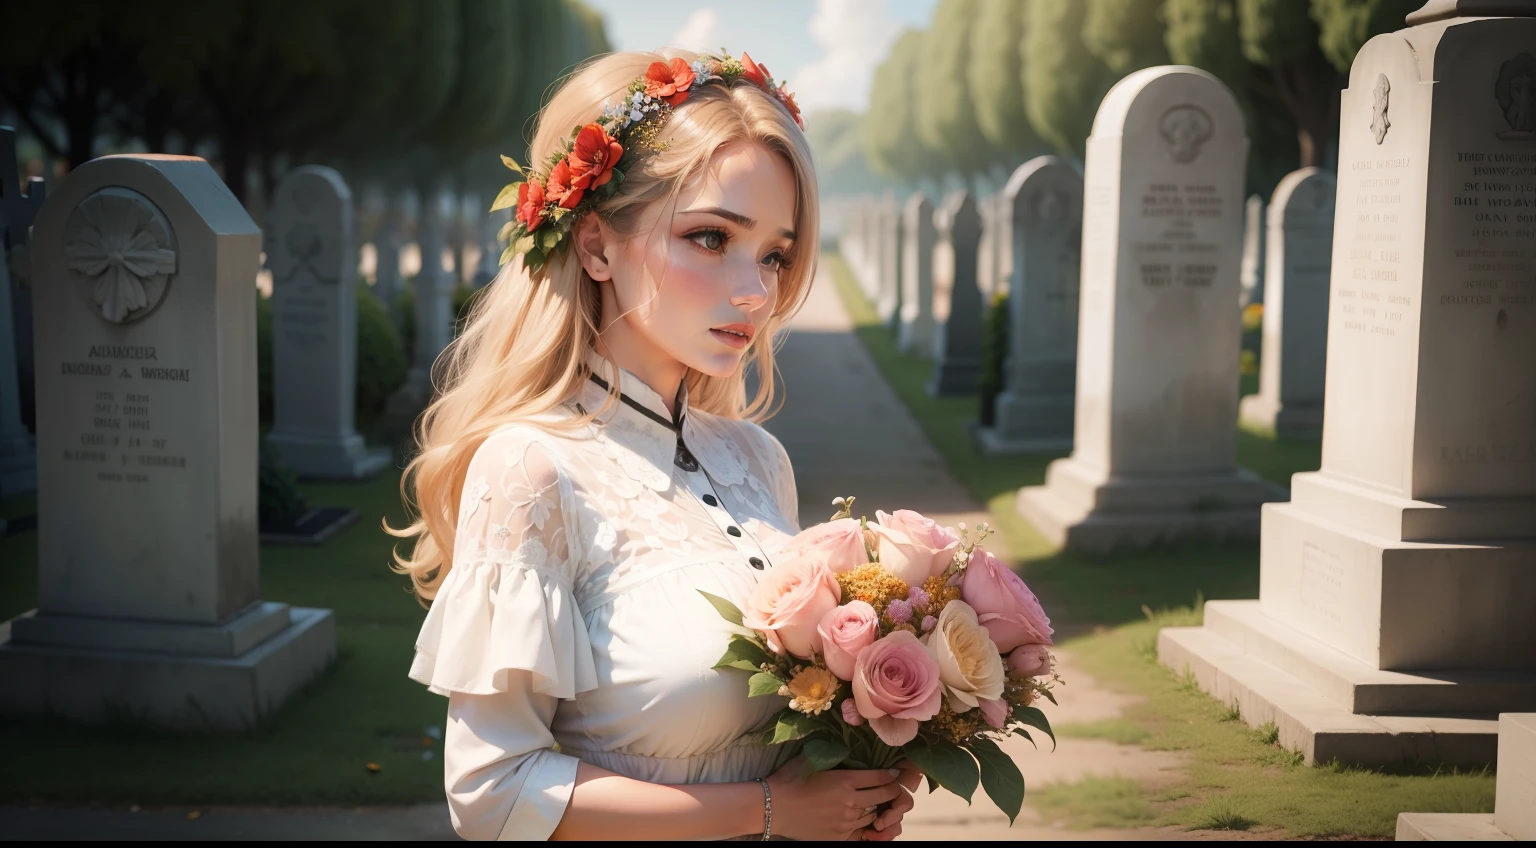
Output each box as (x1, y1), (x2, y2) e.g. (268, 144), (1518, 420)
(788, 0), (902, 116)
(667, 8), (722, 52)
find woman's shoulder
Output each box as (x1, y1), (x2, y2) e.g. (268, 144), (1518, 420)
(689, 410), (790, 470)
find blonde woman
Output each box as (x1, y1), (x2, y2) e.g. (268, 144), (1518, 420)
(393, 51), (918, 841)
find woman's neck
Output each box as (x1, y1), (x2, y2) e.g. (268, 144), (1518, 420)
(593, 333), (687, 418)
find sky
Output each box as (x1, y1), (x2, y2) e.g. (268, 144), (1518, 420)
(582, 0), (939, 117)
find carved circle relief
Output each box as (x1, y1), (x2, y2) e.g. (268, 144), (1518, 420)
(1370, 74), (1392, 145)
(1159, 105), (1214, 164)
(1496, 52), (1536, 140)
(63, 187), (177, 324)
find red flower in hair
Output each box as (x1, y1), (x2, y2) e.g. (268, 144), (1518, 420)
(775, 84), (803, 129)
(516, 179), (547, 231)
(546, 159), (583, 210)
(741, 52), (771, 89)
(643, 57), (697, 106)
(567, 123), (624, 191)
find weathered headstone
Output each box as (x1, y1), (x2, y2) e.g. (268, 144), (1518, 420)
(979, 157), (1083, 454)
(1160, 3), (1536, 768)
(867, 195), (894, 301)
(1239, 194), (1266, 306)
(1016, 66), (1279, 552)
(0, 127), (44, 497)
(0, 155), (335, 730)
(373, 191), (404, 309)
(897, 193), (937, 356)
(875, 196), (903, 329)
(995, 190), (1014, 298)
(929, 191), (982, 396)
(265, 166), (389, 481)
(1239, 167), (1335, 439)
(976, 192), (999, 300)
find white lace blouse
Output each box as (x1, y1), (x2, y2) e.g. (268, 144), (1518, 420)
(409, 350), (803, 840)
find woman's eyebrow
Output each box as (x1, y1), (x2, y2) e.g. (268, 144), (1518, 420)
(678, 206), (795, 239)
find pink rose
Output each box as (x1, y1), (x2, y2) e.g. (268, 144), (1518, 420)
(1008, 644), (1052, 678)
(742, 559), (842, 658)
(816, 601), (880, 680)
(869, 510), (960, 587)
(841, 698), (865, 726)
(979, 697), (1009, 729)
(781, 518), (869, 574)
(961, 548), (1053, 653)
(851, 631), (943, 746)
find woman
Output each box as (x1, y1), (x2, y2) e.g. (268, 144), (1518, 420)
(392, 50), (918, 840)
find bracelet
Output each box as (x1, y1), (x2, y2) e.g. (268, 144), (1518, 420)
(755, 777), (772, 840)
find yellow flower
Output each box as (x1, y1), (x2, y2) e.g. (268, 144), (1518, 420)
(786, 666), (840, 715)
(836, 563), (909, 612)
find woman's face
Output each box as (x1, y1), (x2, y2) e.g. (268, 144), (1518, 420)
(601, 141), (798, 379)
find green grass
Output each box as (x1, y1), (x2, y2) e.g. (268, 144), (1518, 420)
(0, 471), (445, 805)
(825, 253), (1496, 837)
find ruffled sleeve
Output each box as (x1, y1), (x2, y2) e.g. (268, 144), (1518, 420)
(409, 429), (599, 699)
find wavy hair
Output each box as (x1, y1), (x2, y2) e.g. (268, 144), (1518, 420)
(388, 49), (819, 603)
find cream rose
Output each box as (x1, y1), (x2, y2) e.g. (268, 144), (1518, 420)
(780, 518), (869, 574)
(741, 559), (842, 658)
(868, 509), (960, 587)
(925, 600), (1006, 712)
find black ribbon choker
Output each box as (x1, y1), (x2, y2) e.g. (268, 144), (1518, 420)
(586, 373), (699, 472)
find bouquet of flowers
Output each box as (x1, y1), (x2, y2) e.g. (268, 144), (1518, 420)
(700, 498), (1057, 823)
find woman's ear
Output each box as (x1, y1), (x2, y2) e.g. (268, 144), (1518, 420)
(572, 214), (614, 282)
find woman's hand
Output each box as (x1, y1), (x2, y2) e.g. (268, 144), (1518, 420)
(861, 759), (922, 841)
(765, 757), (905, 841)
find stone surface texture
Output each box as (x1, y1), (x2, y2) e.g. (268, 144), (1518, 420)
(0, 154), (335, 731)
(980, 156), (1082, 454)
(1160, 10), (1536, 768)
(265, 166), (387, 480)
(897, 193), (936, 356)
(875, 196), (904, 328)
(1239, 194), (1266, 306)
(928, 191), (982, 396)
(1016, 66), (1280, 552)
(1240, 167), (1335, 439)
(1393, 712), (1536, 841)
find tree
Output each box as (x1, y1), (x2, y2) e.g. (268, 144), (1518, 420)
(1083, 0), (1171, 76)
(1023, 2), (1111, 160)
(917, 0), (995, 176)
(1311, 0), (1421, 74)
(1239, 0), (1340, 168)
(864, 30), (937, 184)
(969, 0), (1044, 169)
(1164, 0), (1249, 98)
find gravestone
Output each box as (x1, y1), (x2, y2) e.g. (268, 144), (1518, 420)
(0, 127), (44, 497)
(978, 157), (1083, 454)
(265, 166), (389, 481)
(373, 191), (404, 309)
(867, 196), (893, 301)
(929, 191), (983, 396)
(1239, 194), (1266, 306)
(875, 196), (903, 329)
(1160, 2), (1536, 768)
(976, 192), (999, 300)
(897, 193), (936, 355)
(1239, 168), (1335, 439)
(995, 190), (1014, 298)
(1016, 66), (1279, 552)
(383, 187), (455, 436)
(0, 155), (335, 730)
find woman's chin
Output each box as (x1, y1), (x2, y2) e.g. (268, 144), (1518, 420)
(687, 349), (749, 379)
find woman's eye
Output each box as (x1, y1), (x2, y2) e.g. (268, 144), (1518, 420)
(686, 229), (727, 253)
(761, 251), (786, 271)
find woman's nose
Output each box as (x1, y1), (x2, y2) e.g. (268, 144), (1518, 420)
(729, 263), (771, 311)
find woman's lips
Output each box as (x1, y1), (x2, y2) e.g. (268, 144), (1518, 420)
(710, 326), (752, 349)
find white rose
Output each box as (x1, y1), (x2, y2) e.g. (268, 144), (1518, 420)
(925, 601), (1006, 712)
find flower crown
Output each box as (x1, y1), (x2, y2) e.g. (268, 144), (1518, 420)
(490, 51), (803, 272)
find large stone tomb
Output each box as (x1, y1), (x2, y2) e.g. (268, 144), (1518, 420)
(265, 166), (389, 480)
(897, 193), (936, 356)
(978, 156), (1083, 454)
(0, 155), (336, 731)
(929, 192), (983, 396)
(1016, 66), (1280, 552)
(1160, 5), (1536, 768)
(0, 127), (44, 498)
(1240, 167), (1336, 439)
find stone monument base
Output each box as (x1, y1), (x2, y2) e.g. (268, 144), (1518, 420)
(264, 431), (391, 481)
(1015, 457), (1281, 552)
(0, 602), (335, 732)
(976, 392), (1073, 454)
(1238, 393), (1322, 440)
(1395, 714), (1535, 841)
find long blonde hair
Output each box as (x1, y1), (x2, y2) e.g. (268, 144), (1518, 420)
(389, 50), (820, 602)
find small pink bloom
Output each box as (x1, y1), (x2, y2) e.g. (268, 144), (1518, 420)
(886, 599), (913, 624)
(979, 697), (1009, 729)
(1008, 644), (1053, 678)
(961, 548), (1053, 653)
(869, 510), (960, 587)
(741, 559), (842, 659)
(816, 601), (880, 680)
(908, 586), (930, 607)
(841, 698), (865, 726)
(851, 631), (943, 747)
(781, 518), (869, 574)
(921, 615), (937, 633)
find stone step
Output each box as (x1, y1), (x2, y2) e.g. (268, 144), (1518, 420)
(1496, 714), (1536, 841)
(1395, 813), (1511, 841)
(1202, 601), (1536, 715)
(1158, 624), (1498, 767)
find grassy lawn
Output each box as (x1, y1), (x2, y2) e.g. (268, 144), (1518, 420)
(0, 470), (444, 805)
(824, 252), (1496, 838)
